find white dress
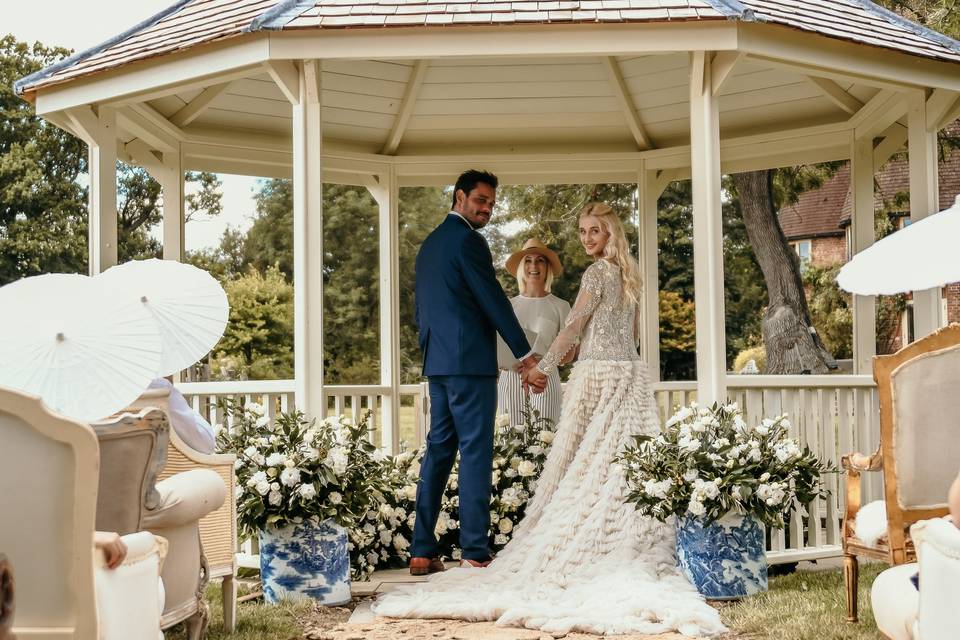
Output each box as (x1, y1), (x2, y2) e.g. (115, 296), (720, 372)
(373, 260), (727, 637)
(496, 294), (570, 427)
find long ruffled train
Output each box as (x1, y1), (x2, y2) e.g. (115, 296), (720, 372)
(372, 360), (727, 637)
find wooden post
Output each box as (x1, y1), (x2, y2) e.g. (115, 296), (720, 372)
(88, 106), (118, 274)
(907, 90), (942, 339)
(638, 163), (661, 380)
(292, 60), (325, 416)
(689, 52), (727, 404)
(161, 146), (185, 262)
(850, 134), (876, 372)
(368, 168), (402, 454)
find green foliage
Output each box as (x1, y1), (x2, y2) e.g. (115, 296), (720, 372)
(803, 265), (854, 360)
(658, 290), (696, 379)
(618, 403), (834, 528)
(215, 266), (294, 380)
(733, 345), (767, 374)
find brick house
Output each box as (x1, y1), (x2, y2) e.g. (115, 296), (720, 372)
(778, 132), (960, 352)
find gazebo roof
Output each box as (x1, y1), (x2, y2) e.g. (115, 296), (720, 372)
(15, 0), (960, 96)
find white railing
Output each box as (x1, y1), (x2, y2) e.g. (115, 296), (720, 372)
(177, 374), (881, 567)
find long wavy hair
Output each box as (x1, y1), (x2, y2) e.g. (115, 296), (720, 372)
(580, 202), (643, 306)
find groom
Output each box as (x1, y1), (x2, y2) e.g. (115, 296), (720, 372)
(410, 169), (544, 574)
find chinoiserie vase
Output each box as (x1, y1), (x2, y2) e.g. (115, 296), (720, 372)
(675, 511), (768, 599)
(258, 518), (351, 605)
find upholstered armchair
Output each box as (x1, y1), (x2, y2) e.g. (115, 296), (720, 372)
(841, 323), (960, 622)
(0, 386), (166, 640)
(871, 517), (960, 640)
(124, 386), (239, 632)
(93, 408), (226, 638)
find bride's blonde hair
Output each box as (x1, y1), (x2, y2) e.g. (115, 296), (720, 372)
(580, 202), (643, 306)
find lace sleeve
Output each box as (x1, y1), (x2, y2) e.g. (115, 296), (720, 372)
(537, 262), (606, 375)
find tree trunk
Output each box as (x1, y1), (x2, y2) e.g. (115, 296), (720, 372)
(731, 170), (835, 374)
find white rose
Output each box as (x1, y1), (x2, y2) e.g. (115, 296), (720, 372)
(760, 472), (771, 482)
(498, 518), (513, 533)
(235, 486), (244, 500)
(253, 453), (266, 466)
(266, 452), (286, 467)
(527, 445), (544, 456)
(403, 484), (418, 501)
(393, 534), (410, 551)
(688, 500), (706, 516)
(495, 414), (511, 428)
(494, 534), (508, 545)
(279, 467), (301, 487)
(298, 484), (317, 499)
(539, 430), (555, 444)
(683, 470), (699, 483)
(304, 446), (320, 461)
(328, 491), (342, 504)
(268, 490), (283, 506)
(517, 460), (537, 477)
(365, 552), (378, 565)
(379, 504), (395, 518)
(246, 402), (265, 417)
(452, 548), (462, 560)
(255, 480), (271, 496)
(379, 530), (393, 545)
(255, 415), (270, 429)
(504, 468), (517, 478)
(234, 458), (244, 470)
(243, 445), (258, 458)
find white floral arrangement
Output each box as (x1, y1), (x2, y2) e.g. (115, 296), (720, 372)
(617, 402), (833, 528)
(217, 401), (390, 540)
(348, 403), (554, 577)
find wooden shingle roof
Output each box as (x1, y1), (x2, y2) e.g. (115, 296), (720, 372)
(14, 0), (960, 96)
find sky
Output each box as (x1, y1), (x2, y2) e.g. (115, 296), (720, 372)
(7, 1), (260, 251)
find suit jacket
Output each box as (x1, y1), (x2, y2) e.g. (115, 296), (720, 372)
(416, 213), (531, 376)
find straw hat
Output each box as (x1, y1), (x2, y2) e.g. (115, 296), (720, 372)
(505, 238), (563, 277)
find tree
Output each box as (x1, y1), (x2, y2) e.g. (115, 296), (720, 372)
(214, 266), (294, 380)
(730, 170), (835, 374)
(658, 290), (696, 380)
(0, 36), (88, 283)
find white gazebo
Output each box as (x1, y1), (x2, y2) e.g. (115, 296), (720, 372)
(15, 1), (960, 525)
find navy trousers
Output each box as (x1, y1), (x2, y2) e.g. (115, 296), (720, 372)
(411, 375), (497, 562)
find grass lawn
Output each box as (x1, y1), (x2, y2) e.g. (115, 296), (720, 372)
(166, 562), (885, 639)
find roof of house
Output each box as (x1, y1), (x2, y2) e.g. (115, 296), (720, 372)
(14, 0), (960, 96)
(779, 128), (960, 240)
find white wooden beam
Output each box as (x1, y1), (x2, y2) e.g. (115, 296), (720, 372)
(806, 76), (863, 115)
(265, 60), (301, 105)
(123, 138), (165, 177)
(873, 123), (908, 168)
(368, 170), (402, 453)
(689, 51), (727, 403)
(130, 102), (187, 142)
(170, 82), (231, 127)
(117, 106), (178, 153)
(88, 106), (118, 274)
(711, 51), (741, 95)
(907, 90), (943, 339)
(850, 134), (876, 373)
(381, 60), (428, 156)
(738, 23), (960, 92)
(926, 89), (960, 132)
(850, 90), (907, 141)
(638, 164), (660, 380)
(936, 95), (960, 131)
(160, 147), (185, 262)
(64, 106), (100, 145)
(33, 36), (269, 114)
(602, 56), (653, 151)
(292, 60), (324, 416)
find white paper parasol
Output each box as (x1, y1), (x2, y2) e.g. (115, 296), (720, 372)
(96, 259), (229, 377)
(837, 195), (960, 296)
(0, 273), (162, 422)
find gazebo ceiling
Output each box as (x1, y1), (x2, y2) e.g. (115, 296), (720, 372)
(140, 54), (880, 155)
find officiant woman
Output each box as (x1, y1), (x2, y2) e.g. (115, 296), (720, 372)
(497, 239), (571, 427)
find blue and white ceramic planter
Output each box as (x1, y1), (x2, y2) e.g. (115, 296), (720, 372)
(258, 518), (351, 605)
(675, 512), (767, 600)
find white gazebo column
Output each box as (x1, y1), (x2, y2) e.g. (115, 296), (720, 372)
(850, 134), (876, 372)
(291, 60), (325, 416)
(637, 163), (660, 380)
(161, 146), (185, 262)
(69, 106), (118, 274)
(689, 52), (727, 403)
(907, 90), (943, 339)
(368, 168), (402, 454)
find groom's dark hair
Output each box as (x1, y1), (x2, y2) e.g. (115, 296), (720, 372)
(452, 169), (499, 208)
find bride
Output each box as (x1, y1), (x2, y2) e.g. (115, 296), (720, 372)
(372, 203), (727, 637)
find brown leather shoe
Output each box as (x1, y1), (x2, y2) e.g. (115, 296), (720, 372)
(409, 556), (445, 576)
(459, 557), (493, 568)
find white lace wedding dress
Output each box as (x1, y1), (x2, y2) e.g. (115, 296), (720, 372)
(372, 260), (727, 637)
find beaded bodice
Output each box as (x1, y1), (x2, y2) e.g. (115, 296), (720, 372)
(538, 260), (640, 374)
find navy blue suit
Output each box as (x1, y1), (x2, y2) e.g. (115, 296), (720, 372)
(412, 213), (531, 561)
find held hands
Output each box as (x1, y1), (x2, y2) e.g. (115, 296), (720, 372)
(94, 531), (128, 570)
(520, 355), (548, 395)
